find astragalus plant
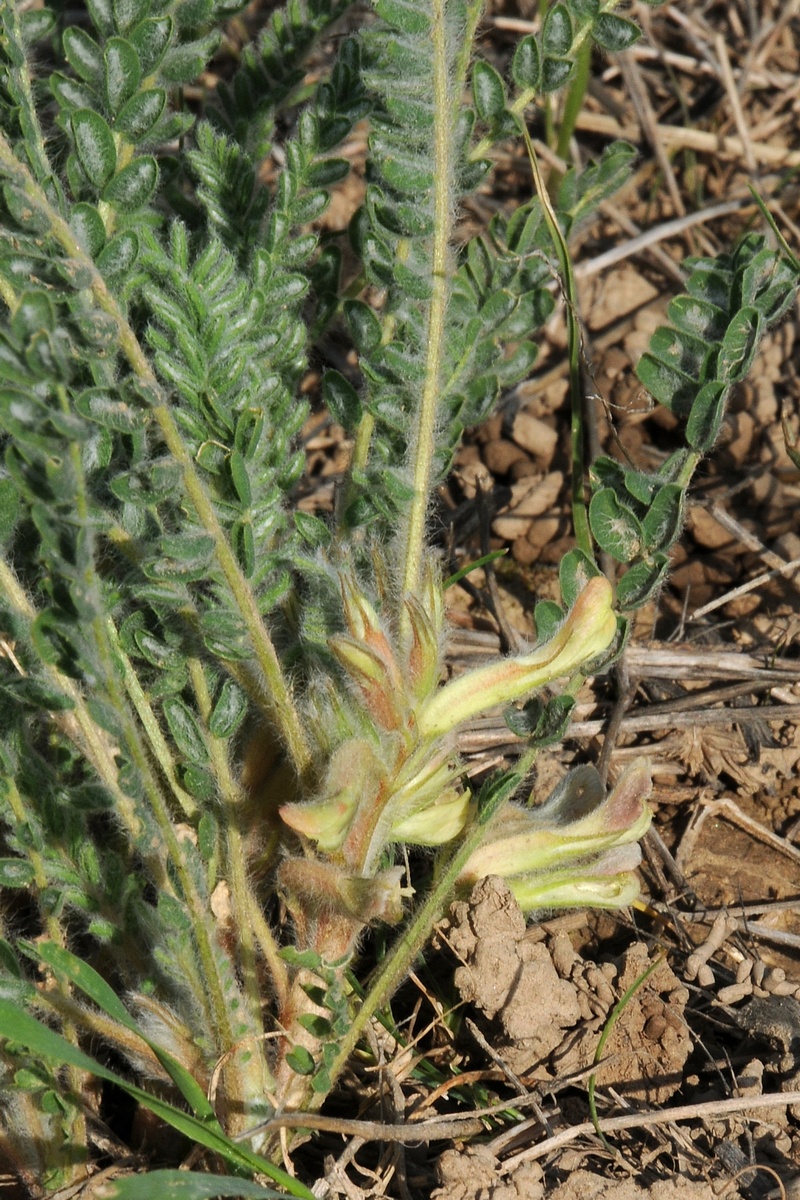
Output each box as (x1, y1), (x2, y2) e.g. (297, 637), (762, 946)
(0, 0), (798, 1194)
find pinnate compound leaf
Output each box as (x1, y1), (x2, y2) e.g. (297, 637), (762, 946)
(591, 13), (641, 52)
(71, 109), (116, 188)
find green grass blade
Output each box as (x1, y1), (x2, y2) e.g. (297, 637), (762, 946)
(443, 549), (507, 588)
(31, 941), (215, 1122)
(101, 1171), (287, 1199)
(587, 952), (665, 1148)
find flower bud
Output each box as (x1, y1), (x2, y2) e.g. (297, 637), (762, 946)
(328, 636), (407, 731)
(460, 760), (652, 905)
(507, 846), (643, 911)
(279, 739), (384, 851)
(391, 787), (472, 845)
(417, 576), (617, 740)
(404, 562), (445, 701)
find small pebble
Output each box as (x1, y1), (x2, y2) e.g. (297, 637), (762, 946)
(768, 980), (797, 997)
(762, 967), (785, 992)
(696, 963), (715, 988)
(685, 913), (737, 981)
(718, 981), (754, 1004)
(644, 1014), (668, 1041)
(685, 952), (702, 981)
(736, 959), (754, 984)
(550, 932), (576, 978)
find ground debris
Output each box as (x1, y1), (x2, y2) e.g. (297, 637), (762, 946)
(432, 1146), (545, 1200)
(545, 1171), (717, 1200)
(439, 878), (691, 1104)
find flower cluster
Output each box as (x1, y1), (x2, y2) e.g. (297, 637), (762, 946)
(276, 571), (647, 935)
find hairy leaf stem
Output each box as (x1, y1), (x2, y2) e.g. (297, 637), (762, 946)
(3, 779), (89, 1162)
(398, 0), (455, 623)
(105, 620), (199, 821)
(188, 658), (269, 1042)
(0, 5), (52, 185)
(0, 557), (150, 859)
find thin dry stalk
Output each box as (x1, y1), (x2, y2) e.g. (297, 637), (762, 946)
(573, 111), (800, 168)
(689, 555), (800, 622)
(713, 34), (757, 173)
(617, 54), (684, 216)
(498, 1090), (800, 1168)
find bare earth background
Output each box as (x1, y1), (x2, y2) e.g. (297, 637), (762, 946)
(219, 1), (800, 1196)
